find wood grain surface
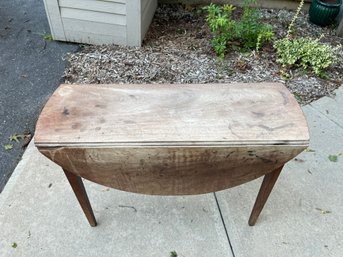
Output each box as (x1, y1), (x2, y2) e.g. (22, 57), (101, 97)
(39, 145), (305, 195)
(35, 83), (309, 147)
(35, 83), (309, 195)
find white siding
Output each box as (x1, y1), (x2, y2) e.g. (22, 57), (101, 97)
(64, 29), (126, 45)
(42, 0), (156, 46)
(62, 18), (126, 37)
(60, 8), (126, 25)
(102, 0), (126, 3)
(43, 0), (66, 40)
(59, 0), (126, 15)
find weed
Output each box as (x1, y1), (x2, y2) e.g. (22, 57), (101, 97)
(43, 33), (53, 41)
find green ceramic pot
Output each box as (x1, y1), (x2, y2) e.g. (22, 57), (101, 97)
(309, 0), (342, 26)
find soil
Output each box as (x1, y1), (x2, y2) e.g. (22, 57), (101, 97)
(64, 4), (343, 105)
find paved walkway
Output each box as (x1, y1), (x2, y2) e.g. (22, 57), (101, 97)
(0, 87), (342, 257)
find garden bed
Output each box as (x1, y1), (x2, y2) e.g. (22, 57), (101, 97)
(64, 4), (343, 104)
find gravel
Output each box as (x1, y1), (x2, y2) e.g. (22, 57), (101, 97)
(63, 4), (343, 104)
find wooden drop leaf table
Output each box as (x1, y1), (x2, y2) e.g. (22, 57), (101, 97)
(34, 83), (309, 227)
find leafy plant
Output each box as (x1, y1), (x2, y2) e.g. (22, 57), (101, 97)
(256, 30), (274, 52)
(205, 0), (274, 57)
(206, 3), (236, 58)
(234, 0), (274, 51)
(274, 0), (341, 77)
(274, 37), (340, 76)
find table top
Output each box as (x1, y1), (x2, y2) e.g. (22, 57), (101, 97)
(35, 83), (309, 147)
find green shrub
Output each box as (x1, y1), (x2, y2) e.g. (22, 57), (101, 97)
(274, 37), (341, 76)
(234, 1), (274, 51)
(205, 0), (274, 57)
(206, 3), (236, 58)
(273, 0), (341, 77)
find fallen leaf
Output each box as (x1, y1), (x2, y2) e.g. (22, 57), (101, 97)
(8, 133), (32, 148)
(9, 134), (20, 143)
(315, 208), (331, 214)
(234, 60), (250, 72)
(305, 148), (315, 152)
(170, 251), (178, 257)
(294, 158), (305, 162)
(12, 242), (17, 248)
(4, 144), (13, 150)
(328, 155), (338, 162)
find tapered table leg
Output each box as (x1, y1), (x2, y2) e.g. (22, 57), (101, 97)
(248, 165), (283, 226)
(63, 169), (97, 227)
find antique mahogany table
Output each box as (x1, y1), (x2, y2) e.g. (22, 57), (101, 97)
(35, 83), (309, 227)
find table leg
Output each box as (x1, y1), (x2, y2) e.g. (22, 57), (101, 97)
(63, 169), (97, 227)
(248, 165), (283, 226)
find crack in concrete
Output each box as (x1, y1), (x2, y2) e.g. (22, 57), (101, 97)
(214, 192), (236, 257)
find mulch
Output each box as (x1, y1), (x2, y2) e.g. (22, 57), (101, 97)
(64, 4), (343, 104)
